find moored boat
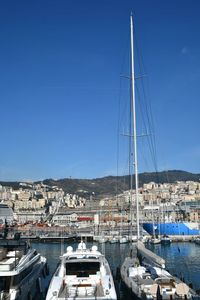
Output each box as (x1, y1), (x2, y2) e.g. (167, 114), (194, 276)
(121, 240), (199, 300)
(149, 237), (161, 245)
(109, 236), (118, 243)
(0, 234), (47, 300)
(119, 236), (128, 244)
(46, 241), (117, 300)
(161, 234), (171, 245)
(193, 236), (200, 245)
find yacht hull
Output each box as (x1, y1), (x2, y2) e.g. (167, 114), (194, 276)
(46, 244), (117, 300)
(0, 239), (47, 300)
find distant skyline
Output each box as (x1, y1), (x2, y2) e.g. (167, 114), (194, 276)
(0, 0), (200, 181)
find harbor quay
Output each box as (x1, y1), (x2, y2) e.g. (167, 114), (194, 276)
(1, 224), (199, 243)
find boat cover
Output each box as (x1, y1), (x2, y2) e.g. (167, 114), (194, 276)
(136, 241), (165, 268)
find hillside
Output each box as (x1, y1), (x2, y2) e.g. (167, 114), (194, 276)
(1, 170), (199, 199)
(42, 170), (200, 198)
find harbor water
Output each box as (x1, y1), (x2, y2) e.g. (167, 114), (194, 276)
(31, 241), (200, 299)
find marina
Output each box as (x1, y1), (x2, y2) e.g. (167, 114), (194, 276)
(0, 2), (199, 300)
(29, 240), (200, 299)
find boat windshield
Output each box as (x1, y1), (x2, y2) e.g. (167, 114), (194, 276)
(65, 262), (100, 277)
(0, 277), (11, 292)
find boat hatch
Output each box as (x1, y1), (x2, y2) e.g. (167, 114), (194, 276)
(156, 278), (176, 286)
(65, 262), (100, 277)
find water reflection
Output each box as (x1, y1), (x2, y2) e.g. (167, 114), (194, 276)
(147, 242), (200, 290)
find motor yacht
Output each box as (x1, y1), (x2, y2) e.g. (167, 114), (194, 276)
(46, 241), (117, 300)
(0, 235), (47, 300)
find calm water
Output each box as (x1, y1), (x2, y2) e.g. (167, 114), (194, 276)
(31, 241), (200, 299)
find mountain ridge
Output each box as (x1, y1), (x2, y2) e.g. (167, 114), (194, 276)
(0, 170), (199, 199)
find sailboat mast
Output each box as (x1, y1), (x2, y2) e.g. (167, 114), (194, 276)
(130, 14), (140, 240)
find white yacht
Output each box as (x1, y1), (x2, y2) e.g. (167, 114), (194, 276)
(46, 241), (117, 300)
(0, 235), (47, 300)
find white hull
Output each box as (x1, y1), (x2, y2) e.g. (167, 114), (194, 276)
(98, 238), (107, 243)
(121, 254), (197, 300)
(120, 242), (197, 300)
(46, 243), (117, 300)
(109, 237), (118, 244)
(150, 238), (161, 244)
(119, 236), (128, 244)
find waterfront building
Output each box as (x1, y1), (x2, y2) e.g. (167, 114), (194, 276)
(52, 212), (78, 226)
(17, 209), (46, 223)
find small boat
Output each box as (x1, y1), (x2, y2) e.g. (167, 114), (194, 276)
(0, 234), (47, 300)
(98, 237), (107, 244)
(193, 236), (200, 245)
(161, 234), (171, 245)
(129, 235), (138, 242)
(46, 241), (117, 300)
(149, 237), (161, 245)
(93, 234), (108, 244)
(119, 236), (128, 244)
(109, 236), (118, 243)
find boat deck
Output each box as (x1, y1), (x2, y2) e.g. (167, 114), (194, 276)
(59, 281), (105, 299)
(0, 246), (24, 272)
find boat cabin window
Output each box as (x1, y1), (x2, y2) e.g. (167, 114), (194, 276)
(65, 262), (100, 277)
(0, 277), (11, 292)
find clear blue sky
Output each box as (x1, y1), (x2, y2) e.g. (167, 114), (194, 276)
(0, 0), (199, 181)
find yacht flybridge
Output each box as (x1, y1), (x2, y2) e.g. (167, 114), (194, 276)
(0, 236), (47, 300)
(46, 242), (117, 300)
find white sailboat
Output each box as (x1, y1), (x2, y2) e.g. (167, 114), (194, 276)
(120, 14), (198, 300)
(46, 241), (117, 300)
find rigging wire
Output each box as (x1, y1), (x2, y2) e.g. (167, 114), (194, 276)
(133, 25), (159, 179)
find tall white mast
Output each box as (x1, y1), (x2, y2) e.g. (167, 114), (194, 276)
(130, 14), (140, 240)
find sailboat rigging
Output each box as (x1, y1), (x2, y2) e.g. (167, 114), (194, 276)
(120, 14), (199, 300)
